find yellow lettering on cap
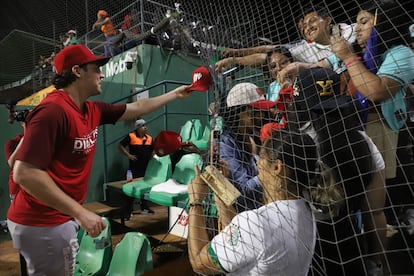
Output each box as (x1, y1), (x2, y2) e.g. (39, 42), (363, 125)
(316, 80), (334, 96)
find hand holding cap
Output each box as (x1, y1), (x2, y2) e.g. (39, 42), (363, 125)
(187, 66), (212, 92)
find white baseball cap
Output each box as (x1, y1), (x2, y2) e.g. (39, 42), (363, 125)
(134, 119), (146, 128)
(226, 82), (275, 109)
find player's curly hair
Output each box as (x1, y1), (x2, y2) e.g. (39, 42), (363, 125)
(51, 64), (88, 89)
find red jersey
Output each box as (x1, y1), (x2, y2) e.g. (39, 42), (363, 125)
(121, 14), (140, 35)
(4, 133), (24, 197)
(7, 90), (125, 226)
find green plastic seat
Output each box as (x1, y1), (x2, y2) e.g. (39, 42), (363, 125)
(180, 119), (203, 143)
(122, 155), (172, 198)
(77, 227), (85, 245)
(106, 232), (153, 276)
(74, 217), (112, 276)
(149, 153), (203, 206)
(192, 117), (223, 151)
(192, 124), (211, 151)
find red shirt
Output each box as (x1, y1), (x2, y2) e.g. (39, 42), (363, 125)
(121, 14), (140, 35)
(4, 133), (24, 197)
(7, 90), (125, 226)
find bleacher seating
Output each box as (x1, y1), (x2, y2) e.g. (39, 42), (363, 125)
(106, 232), (153, 276)
(122, 155), (172, 199)
(149, 153), (203, 206)
(191, 116), (223, 151)
(74, 217), (113, 276)
(179, 119), (203, 143)
(191, 123), (210, 151)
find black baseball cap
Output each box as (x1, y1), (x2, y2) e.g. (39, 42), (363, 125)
(295, 67), (353, 112)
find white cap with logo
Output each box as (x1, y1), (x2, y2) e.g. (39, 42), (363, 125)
(135, 119), (146, 129)
(226, 82), (276, 110)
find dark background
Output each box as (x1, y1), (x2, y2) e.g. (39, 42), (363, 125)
(0, 0), (365, 44)
(0, 0), (412, 89)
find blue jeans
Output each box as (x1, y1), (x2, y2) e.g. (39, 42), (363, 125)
(104, 35), (121, 56)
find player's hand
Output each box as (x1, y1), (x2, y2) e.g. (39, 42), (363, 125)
(75, 210), (107, 238)
(175, 85), (192, 99)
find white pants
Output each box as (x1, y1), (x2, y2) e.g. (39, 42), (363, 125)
(7, 219), (79, 276)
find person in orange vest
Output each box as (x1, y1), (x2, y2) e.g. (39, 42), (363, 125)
(92, 9), (119, 56)
(118, 118), (154, 214)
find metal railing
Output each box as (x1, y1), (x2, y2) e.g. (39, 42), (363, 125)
(83, 0), (177, 55)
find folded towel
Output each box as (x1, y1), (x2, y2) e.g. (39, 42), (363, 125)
(151, 178), (188, 194)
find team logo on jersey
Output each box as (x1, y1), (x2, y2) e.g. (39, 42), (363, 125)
(73, 128), (98, 154)
(225, 223), (241, 246)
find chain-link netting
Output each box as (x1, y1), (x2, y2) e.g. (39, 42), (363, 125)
(1, 0), (414, 275)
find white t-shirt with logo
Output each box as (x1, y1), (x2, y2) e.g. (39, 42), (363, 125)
(286, 23), (356, 63)
(209, 199), (316, 275)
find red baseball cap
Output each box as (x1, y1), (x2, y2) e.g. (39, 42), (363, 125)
(259, 122), (286, 143)
(249, 99), (276, 110)
(154, 130), (184, 156)
(54, 45), (111, 75)
(187, 66), (212, 92)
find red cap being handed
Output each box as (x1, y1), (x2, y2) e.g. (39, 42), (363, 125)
(187, 66), (212, 92)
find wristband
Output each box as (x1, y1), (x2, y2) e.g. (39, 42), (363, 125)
(189, 202), (203, 207)
(345, 56), (361, 68)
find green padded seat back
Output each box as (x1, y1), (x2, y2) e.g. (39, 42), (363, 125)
(192, 124), (211, 151)
(122, 155), (172, 198)
(192, 116), (223, 151)
(143, 155), (172, 184)
(149, 153), (203, 206)
(106, 232), (153, 276)
(74, 217), (112, 276)
(180, 119), (203, 142)
(172, 153), (203, 185)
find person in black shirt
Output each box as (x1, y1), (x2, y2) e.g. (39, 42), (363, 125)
(119, 118), (154, 213)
